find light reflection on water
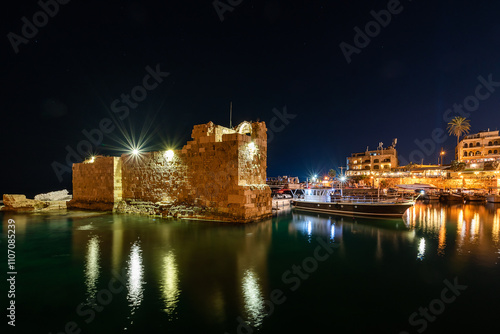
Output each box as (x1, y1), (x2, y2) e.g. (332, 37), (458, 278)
(417, 237), (426, 260)
(127, 241), (145, 316)
(242, 269), (265, 327)
(1, 202), (500, 333)
(85, 235), (100, 302)
(493, 209), (500, 245)
(404, 203), (500, 261)
(161, 250), (180, 318)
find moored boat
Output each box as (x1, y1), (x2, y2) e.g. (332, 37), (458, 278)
(486, 194), (500, 203)
(396, 184), (439, 201)
(486, 188), (500, 203)
(292, 188), (415, 218)
(439, 189), (464, 203)
(463, 189), (487, 202)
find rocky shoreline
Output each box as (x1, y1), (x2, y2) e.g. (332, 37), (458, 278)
(1, 190), (72, 212)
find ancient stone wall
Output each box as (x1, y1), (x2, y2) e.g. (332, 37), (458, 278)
(69, 156), (122, 210)
(121, 151), (188, 203)
(71, 121), (272, 222)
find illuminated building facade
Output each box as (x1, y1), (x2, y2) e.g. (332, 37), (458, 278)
(346, 145), (399, 176)
(458, 129), (500, 165)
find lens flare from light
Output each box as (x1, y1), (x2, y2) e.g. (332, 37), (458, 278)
(164, 149), (174, 161)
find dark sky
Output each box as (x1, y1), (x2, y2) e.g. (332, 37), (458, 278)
(2, 0), (500, 197)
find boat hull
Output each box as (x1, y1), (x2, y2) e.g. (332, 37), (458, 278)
(487, 195), (500, 203)
(422, 194), (440, 201)
(292, 200), (414, 218)
(440, 194), (464, 203)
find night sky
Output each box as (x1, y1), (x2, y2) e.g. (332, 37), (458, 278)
(2, 0), (500, 197)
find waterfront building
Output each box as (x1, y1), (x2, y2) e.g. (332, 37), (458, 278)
(346, 144), (399, 176)
(457, 129), (500, 169)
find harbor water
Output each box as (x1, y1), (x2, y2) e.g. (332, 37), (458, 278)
(1, 202), (500, 333)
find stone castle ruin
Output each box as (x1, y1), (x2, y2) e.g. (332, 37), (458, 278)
(68, 121), (272, 223)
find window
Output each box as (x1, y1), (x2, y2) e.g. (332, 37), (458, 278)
(373, 165), (380, 170)
(464, 143), (468, 148)
(476, 151), (481, 156)
(495, 150), (498, 154)
(463, 151), (468, 157)
(476, 142), (481, 147)
(488, 150), (493, 155)
(374, 159), (379, 163)
(495, 141), (499, 145)
(488, 141), (493, 146)
(364, 166), (370, 170)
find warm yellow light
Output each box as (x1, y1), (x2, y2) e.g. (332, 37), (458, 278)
(132, 149), (139, 155)
(164, 149), (174, 161)
(89, 156), (95, 163)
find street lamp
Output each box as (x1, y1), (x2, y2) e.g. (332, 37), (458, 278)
(440, 149), (445, 166)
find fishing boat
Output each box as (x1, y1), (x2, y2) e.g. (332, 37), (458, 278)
(292, 188), (416, 218)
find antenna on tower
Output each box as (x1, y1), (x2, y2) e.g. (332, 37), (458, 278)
(229, 102), (233, 129)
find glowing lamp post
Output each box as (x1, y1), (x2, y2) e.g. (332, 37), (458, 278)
(340, 176), (346, 197)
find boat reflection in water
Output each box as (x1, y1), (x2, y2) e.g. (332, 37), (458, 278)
(405, 203), (500, 262)
(291, 202), (500, 264)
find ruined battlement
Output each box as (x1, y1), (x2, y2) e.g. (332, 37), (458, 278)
(69, 121), (272, 222)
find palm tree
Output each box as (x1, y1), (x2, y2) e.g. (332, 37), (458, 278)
(447, 116), (471, 146)
(328, 169), (337, 179)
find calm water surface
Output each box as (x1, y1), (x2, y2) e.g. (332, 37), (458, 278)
(1, 202), (500, 333)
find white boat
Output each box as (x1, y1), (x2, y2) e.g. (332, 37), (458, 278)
(292, 188), (416, 218)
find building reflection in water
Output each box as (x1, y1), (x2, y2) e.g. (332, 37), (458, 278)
(85, 235), (100, 302)
(405, 203), (500, 262)
(161, 250), (180, 318)
(127, 241), (145, 316)
(493, 209), (500, 245)
(241, 269), (266, 327)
